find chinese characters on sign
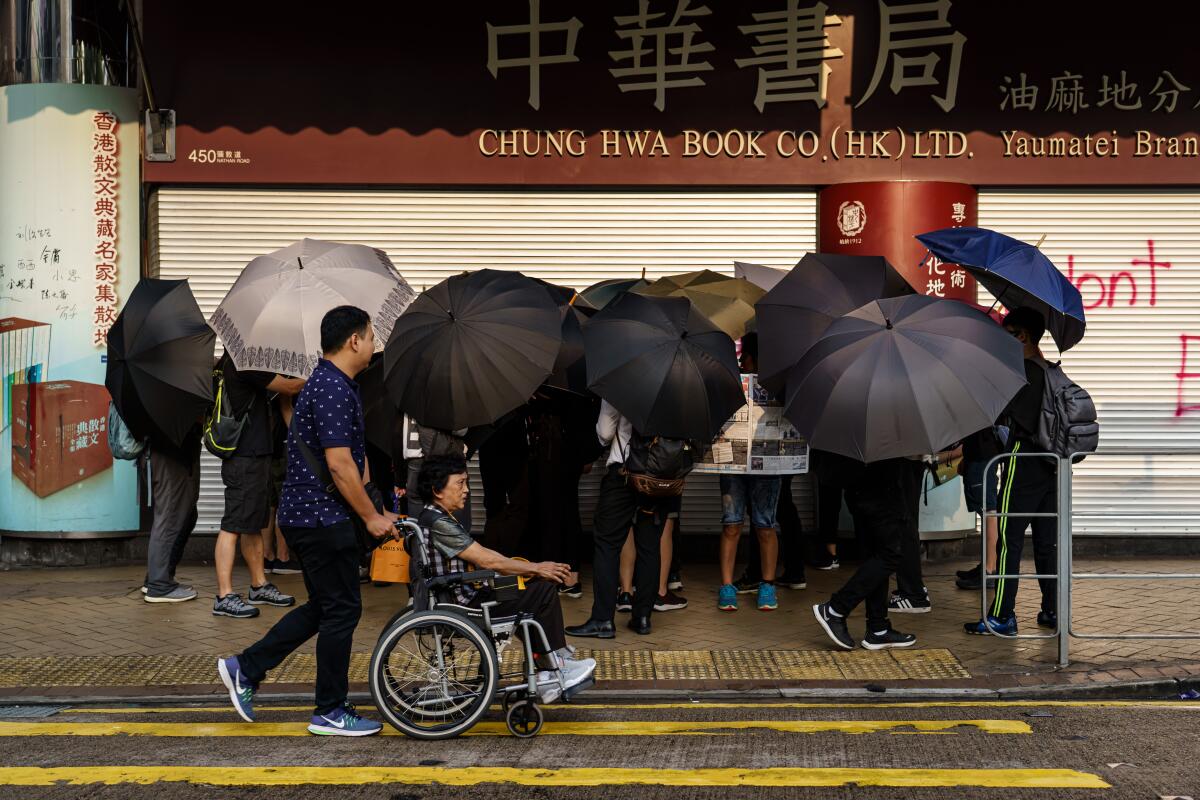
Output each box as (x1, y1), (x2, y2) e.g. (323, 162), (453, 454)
(1000, 69), (1199, 113)
(92, 111), (119, 348)
(486, 0), (964, 112)
(67, 416), (106, 454)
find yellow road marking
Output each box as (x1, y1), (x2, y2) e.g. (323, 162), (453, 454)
(60, 699), (1200, 714)
(0, 719), (1031, 737)
(0, 765), (1110, 788)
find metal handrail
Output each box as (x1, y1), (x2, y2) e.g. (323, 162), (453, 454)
(978, 448), (1200, 665)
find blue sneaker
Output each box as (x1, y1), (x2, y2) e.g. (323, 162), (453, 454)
(964, 615), (1018, 636)
(217, 656), (255, 722)
(757, 582), (778, 611)
(717, 583), (738, 612)
(308, 704), (383, 737)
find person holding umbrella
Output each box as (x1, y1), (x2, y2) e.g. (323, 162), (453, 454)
(787, 295), (1028, 650)
(107, 279), (216, 603)
(567, 293), (744, 639)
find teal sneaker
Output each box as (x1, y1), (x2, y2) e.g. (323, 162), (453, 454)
(308, 704), (383, 737)
(757, 582), (778, 611)
(717, 583), (738, 612)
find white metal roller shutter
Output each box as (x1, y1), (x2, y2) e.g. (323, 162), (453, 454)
(978, 191), (1200, 535)
(150, 188), (818, 534)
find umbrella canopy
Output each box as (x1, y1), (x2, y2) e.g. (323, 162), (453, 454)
(384, 269), (562, 430)
(580, 276), (649, 310)
(583, 292), (744, 441)
(916, 226), (1086, 351)
(783, 294), (1027, 463)
(533, 279), (592, 396)
(357, 353), (396, 453)
(733, 260), (787, 292)
(209, 238), (416, 378)
(105, 278), (215, 446)
(756, 253), (914, 394)
(636, 270), (765, 340)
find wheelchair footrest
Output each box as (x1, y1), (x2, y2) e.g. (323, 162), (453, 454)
(562, 676), (594, 701)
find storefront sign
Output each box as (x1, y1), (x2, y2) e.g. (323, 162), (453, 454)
(819, 181), (978, 303)
(0, 84), (140, 534)
(142, 1), (1200, 186)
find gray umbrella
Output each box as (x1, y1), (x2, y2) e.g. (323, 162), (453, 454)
(210, 238), (415, 378)
(783, 294), (1027, 462)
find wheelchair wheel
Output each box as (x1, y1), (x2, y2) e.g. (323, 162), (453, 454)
(505, 699), (543, 738)
(370, 609), (498, 740)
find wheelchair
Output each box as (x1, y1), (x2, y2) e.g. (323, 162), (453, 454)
(369, 518), (591, 740)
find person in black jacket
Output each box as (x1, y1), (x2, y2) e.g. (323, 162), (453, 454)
(964, 307), (1057, 636)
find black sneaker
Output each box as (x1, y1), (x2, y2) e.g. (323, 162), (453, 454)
(957, 563), (983, 581)
(615, 591), (633, 613)
(811, 552), (840, 571)
(733, 576), (761, 595)
(888, 592), (932, 614)
(558, 583), (583, 599)
(812, 603), (855, 650)
(666, 571), (683, 591)
(272, 559), (302, 575)
(778, 572), (807, 590)
(861, 628), (917, 650)
(263, 559), (275, 575)
(1037, 610), (1058, 629)
(956, 573), (983, 590)
(248, 582), (296, 607)
(653, 590), (688, 611)
(213, 593), (260, 619)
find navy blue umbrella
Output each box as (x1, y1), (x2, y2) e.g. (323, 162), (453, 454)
(915, 226), (1086, 352)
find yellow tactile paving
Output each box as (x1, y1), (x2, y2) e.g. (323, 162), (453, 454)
(0, 648), (970, 687)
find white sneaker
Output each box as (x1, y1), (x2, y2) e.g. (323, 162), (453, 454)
(560, 656), (596, 690)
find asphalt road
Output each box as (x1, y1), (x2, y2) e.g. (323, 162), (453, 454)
(0, 699), (1197, 799)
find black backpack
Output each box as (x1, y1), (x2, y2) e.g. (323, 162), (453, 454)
(1032, 356), (1100, 461)
(621, 431), (696, 496)
(203, 361), (251, 460)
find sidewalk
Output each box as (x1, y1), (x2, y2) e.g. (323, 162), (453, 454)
(2, 556), (1199, 699)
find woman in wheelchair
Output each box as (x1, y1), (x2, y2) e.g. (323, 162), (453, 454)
(416, 456), (596, 699)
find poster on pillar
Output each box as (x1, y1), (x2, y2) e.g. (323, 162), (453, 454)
(0, 84), (140, 534)
(819, 182), (979, 305)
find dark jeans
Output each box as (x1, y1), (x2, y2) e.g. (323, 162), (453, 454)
(145, 445), (200, 596)
(469, 579), (566, 652)
(829, 459), (909, 631)
(991, 454), (1058, 620)
(239, 520), (362, 715)
(894, 460), (927, 599)
(742, 475), (806, 582)
(590, 464), (668, 620)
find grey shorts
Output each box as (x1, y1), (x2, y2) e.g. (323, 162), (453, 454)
(221, 455), (272, 534)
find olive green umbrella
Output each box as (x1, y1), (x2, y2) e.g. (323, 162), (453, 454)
(634, 269), (765, 340)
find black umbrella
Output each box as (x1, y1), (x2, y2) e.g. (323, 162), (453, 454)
(756, 253), (914, 394)
(532, 278), (592, 396)
(579, 276), (649, 310)
(357, 353), (395, 453)
(105, 278), (215, 446)
(383, 269), (562, 430)
(583, 292), (745, 441)
(783, 294), (1027, 463)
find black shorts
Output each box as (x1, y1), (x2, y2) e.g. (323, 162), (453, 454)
(221, 455), (272, 534)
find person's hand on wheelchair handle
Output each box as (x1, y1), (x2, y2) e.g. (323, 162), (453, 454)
(366, 510), (399, 539)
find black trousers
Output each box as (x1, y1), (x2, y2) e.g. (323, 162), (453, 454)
(829, 459), (909, 631)
(469, 579), (566, 652)
(239, 520), (362, 715)
(742, 475), (806, 582)
(894, 461), (927, 599)
(992, 448), (1058, 620)
(815, 478), (843, 547)
(589, 464), (668, 620)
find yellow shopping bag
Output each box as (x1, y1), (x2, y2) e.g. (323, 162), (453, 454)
(370, 536), (410, 584)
